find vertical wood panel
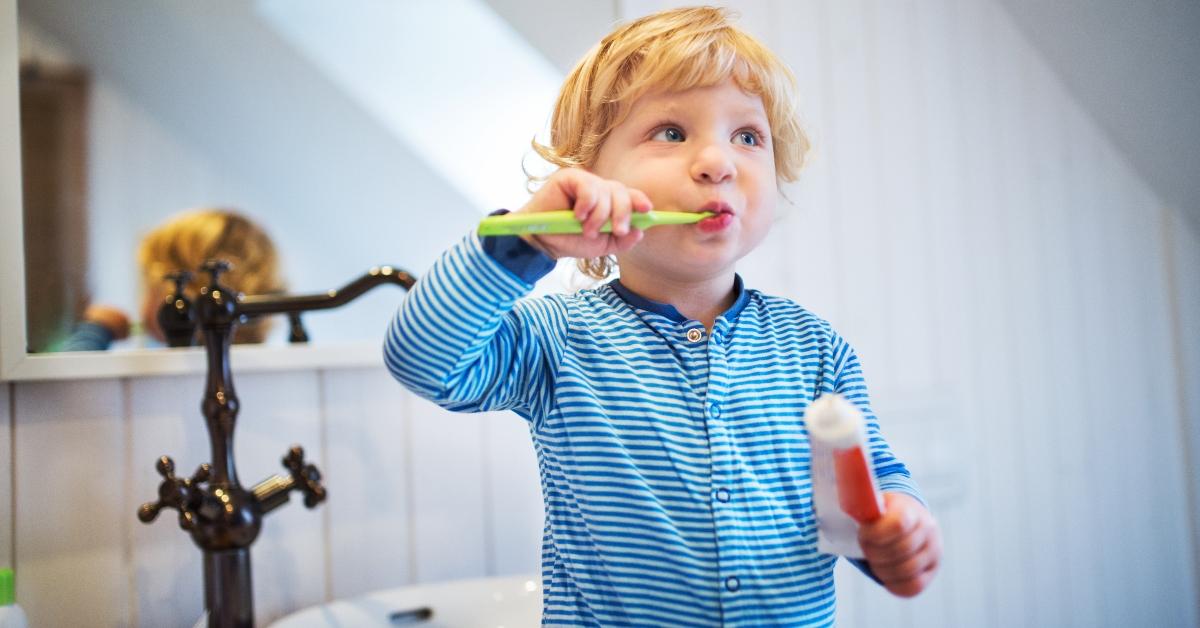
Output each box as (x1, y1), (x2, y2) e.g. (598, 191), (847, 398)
(913, 0), (990, 624)
(1062, 98), (1110, 628)
(406, 394), (488, 583)
(1121, 171), (1190, 628)
(321, 367), (413, 599)
(1028, 44), (1087, 628)
(1106, 151), (1151, 627)
(1038, 79), (1076, 628)
(988, 7), (1040, 624)
(13, 379), (131, 626)
(1085, 118), (1129, 628)
(481, 413), (543, 576)
(128, 374), (208, 628)
(235, 370), (327, 624)
(1165, 205), (1200, 628)
(773, 0), (842, 321)
(823, 0), (893, 380)
(953, 1), (1007, 625)
(1003, 18), (1060, 628)
(870, 0), (936, 396)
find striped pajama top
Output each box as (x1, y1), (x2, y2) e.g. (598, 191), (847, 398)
(384, 232), (921, 627)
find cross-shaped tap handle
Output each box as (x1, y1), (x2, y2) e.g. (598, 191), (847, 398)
(201, 259), (233, 283)
(138, 455), (211, 531)
(283, 446), (326, 508)
(163, 270), (193, 295)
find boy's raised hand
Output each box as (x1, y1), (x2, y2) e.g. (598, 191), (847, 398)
(516, 168), (652, 260)
(857, 492), (942, 598)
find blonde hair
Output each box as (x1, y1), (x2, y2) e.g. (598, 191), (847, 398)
(532, 6), (810, 279)
(138, 208), (284, 343)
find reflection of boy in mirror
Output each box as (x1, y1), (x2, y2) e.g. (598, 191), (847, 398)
(384, 7), (940, 625)
(61, 208), (284, 350)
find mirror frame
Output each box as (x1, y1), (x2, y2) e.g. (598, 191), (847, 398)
(0, 0), (381, 381)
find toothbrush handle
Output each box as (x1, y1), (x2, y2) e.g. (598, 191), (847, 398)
(478, 211), (584, 236)
(477, 210), (708, 236)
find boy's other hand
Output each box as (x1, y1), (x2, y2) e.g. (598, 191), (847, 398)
(857, 492), (941, 598)
(517, 168), (651, 260)
(82, 304), (132, 340)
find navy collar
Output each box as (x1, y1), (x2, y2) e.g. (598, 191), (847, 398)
(609, 274), (750, 325)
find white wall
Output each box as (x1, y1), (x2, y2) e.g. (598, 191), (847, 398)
(3, 0), (1198, 626)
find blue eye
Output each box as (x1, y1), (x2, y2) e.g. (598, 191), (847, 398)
(653, 127), (685, 142)
(734, 130), (760, 146)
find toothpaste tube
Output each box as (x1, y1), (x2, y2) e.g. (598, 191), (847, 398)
(805, 393), (884, 557)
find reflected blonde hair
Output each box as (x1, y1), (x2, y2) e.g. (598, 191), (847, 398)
(139, 208), (284, 343)
(532, 6), (810, 279)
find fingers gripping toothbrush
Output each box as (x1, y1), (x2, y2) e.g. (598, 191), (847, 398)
(477, 210), (713, 236)
(804, 393), (884, 556)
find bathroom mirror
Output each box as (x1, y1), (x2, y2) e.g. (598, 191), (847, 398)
(1, 0), (615, 380)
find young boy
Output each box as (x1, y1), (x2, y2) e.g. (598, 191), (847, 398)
(385, 6), (940, 626)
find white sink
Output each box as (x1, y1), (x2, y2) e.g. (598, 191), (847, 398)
(269, 574), (542, 627)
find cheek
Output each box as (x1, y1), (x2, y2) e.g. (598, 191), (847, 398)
(141, 291), (165, 340)
(742, 192), (777, 242)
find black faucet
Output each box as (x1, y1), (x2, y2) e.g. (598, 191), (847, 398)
(138, 259), (416, 627)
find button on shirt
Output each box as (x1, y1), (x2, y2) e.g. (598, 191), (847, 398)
(385, 233), (921, 627)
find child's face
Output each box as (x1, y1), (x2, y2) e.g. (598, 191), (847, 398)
(591, 78), (777, 282)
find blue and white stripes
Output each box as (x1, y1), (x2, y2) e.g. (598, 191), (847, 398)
(385, 233), (920, 626)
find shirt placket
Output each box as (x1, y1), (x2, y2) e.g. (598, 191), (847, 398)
(688, 323), (741, 608)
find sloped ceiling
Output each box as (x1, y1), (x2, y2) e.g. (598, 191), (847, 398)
(984, 0), (1200, 230)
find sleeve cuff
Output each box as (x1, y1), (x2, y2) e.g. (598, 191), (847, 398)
(59, 321), (116, 352)
(479, 210), (557, 284)
(848, 557), (883, 584)
(877, 473), (928, 509)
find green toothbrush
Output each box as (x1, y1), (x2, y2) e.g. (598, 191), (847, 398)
(478, 210), (713, 236)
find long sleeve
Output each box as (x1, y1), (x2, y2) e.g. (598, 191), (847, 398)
(383, 232), (568, 422)
(830, 332), (925, 504)
(829, 333), (928, 584)
(58, 321), (116, 352)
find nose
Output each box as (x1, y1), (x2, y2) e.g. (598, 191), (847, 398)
(690, 142), (736, 184)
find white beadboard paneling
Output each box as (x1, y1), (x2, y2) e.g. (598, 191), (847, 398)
(1064, 109), (1105, 628)
(822, 0), (893, 378)
(0, 383), (10, 570)
(914, 0), (990, 624)
(989, 5), (1041, 623)
(1121, 174), (1189, 627)
(949, 0), (1006, 625)
(481, 412), (542, 576)
(869, 0), (936, 395)
(235, 370), (327, 624)
(996, 13), (1050, 627)
(13, 379), (131, 626)
(128, 374), (208, 628)
(1025, 38), (1081, 628)
(773, 0), (841, 320)
(321, 367), (413, 599)
(1166, 205), (1200, 628)
(406, 394), (488, 583)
